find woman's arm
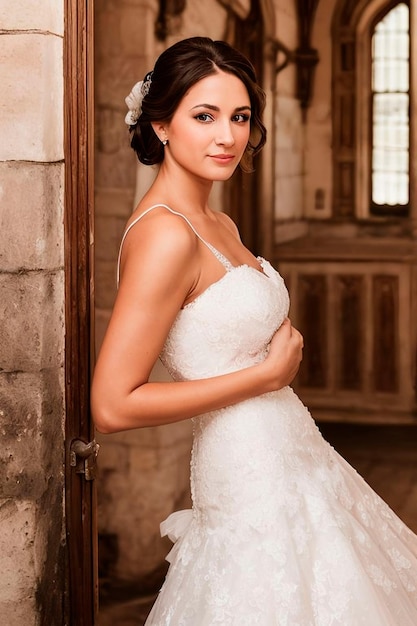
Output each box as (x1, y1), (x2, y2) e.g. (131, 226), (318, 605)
(91, 212), (303, 434)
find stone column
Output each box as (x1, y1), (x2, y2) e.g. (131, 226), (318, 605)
(0, 2), (67, 624)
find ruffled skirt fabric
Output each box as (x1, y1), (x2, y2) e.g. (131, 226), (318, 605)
(145, 390), (417, 625)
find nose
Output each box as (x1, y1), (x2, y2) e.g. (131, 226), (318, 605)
(215, 119), (235, 147)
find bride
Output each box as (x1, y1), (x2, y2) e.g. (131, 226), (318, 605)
(91, 37), (417, 625)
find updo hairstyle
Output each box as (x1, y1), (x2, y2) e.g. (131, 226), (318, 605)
(129, 37), (266, 173)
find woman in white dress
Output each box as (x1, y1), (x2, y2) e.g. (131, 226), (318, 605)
(91, 37), (417, 625)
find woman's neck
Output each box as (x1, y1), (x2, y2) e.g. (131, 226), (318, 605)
(149, 163), (213, 216)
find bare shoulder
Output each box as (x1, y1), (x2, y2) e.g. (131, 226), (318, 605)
(121, 206), (198, 270)
(215, 211), (241, 240)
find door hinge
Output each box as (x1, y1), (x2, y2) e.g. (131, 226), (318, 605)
(70, 438), (100, 481)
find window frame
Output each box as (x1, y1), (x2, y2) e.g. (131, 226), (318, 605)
(332, 0), (417, 225)
(356, 0), (410, 219)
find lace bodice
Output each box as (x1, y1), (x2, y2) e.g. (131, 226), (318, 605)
(117, 203), (289, 381)
(160, 257), (289, 381)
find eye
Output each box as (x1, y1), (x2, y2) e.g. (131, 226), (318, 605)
(232, 113), (251, 123)
(194, 113), (214, 123)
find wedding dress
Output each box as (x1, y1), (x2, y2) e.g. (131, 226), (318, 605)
(120, 205), (417, 625)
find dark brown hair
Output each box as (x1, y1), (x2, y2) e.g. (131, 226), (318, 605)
(129, 37), (266, 172)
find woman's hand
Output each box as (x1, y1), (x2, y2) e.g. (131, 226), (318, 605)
(262, 318), (304, 391)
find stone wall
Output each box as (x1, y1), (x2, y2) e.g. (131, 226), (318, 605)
(304, 0), (336, 219)
(0, 2), (66, 625)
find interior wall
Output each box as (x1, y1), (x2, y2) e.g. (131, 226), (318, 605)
(303, 0), (336, 219)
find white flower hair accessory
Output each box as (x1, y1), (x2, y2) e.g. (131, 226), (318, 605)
(124, 72), (153, 126)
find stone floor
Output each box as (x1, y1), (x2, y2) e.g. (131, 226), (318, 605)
(98, 422), (417, 626)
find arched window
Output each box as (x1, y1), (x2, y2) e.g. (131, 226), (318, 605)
(333, 0), (411, 222)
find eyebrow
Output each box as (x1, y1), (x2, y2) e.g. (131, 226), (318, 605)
(190, 104), (251, 112)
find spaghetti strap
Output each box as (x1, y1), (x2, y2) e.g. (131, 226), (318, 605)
(116, 204), (234, 286)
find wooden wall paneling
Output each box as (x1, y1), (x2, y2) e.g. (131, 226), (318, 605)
(398, 264), (415, 403)
(298, 274), (328, 388)
(322, 272), (338, 394)
(336, 274), (364, 391)
(363, 270), (373, 398)
(372, 274), (399, 394)
(277, 253), (416, 421)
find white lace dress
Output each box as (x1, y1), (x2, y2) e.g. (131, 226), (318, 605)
(122, 206), (417, 626)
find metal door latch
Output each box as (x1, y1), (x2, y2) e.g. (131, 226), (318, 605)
(70, 438), (100, 481)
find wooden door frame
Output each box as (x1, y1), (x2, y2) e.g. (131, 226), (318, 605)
(64, 0), (96, 623)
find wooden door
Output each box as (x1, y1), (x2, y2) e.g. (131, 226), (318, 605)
(64, 0), (97, 623)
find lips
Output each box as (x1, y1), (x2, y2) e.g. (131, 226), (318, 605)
(209, 154), (235, 164)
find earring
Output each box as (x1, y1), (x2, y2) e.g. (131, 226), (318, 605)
(162, 139), (168, 146)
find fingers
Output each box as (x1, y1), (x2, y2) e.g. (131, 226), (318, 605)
(279, 319), (303, 345)
(294, 327), (304, 348)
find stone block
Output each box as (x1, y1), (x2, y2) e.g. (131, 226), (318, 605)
(0, 0), (64, 35)
(94, 6), (122, 63)
(304, 123), (333, 219)
(157, 439), (192, 469)
(157, 420), (192, 448)
(95, 56), (148, 111)
(0, 270), (64, 372)
(275, 95), (303, 151)
(276, 3), (298, 46)
(96, 424), (159, 448)
(0, 34), (63, 161)
(96, 107), (130, 157)
(0, 499), (38, 617)
(95, 259), (118, 310)
(95, 142), (137, 189)
(0, 162), (64, 272)
(108, 462), (177, 578)
(275, 55), (296, 95)
(0, 373), (44, 499)
(275, 149), (303, 178)
(95, 214), (127, 264)
(95, 187), (135, 219)
(0, 370), (64, 499)
(275, 175), (303, 221)
(120, 6), (154, 56)
(96, 441), (129, 475)
(129, 447), (159, 473)
(181, 0), (227, 39)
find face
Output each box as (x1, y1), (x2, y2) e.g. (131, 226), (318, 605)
(155, 71), (252, 182)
